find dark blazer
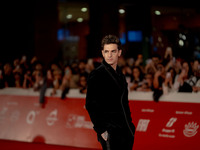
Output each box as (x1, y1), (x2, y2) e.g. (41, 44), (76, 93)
(85, 59), (135, 137)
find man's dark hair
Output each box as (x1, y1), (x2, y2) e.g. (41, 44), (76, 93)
(101, 34), (122, 50)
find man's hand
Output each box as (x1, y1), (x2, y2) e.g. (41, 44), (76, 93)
(101, 131), (108, 141)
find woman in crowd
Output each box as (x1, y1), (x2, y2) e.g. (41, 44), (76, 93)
(173, 60), (194, 92)
(152, 63), (166, 101)
(129, 66), (144, 91)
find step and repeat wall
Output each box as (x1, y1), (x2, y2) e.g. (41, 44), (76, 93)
(0, 88), (199, 150)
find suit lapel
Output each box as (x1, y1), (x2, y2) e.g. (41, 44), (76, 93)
(101, 63), (122, 91)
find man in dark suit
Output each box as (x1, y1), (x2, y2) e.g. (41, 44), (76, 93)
(85, 34), (135, 150)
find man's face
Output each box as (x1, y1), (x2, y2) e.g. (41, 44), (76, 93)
(102, 44), (122, 69)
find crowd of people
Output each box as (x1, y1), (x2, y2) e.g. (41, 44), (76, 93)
(0, 46), (200, 102)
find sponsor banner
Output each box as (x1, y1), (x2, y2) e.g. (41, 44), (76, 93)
(0, 92), (199, 149)
(129, 101), (200, 150)
(0, 95), (100, 149)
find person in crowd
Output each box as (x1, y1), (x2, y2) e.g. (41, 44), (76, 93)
(117, 56), (126, 68)
(162, 67), (177, 94)
(69, 62), (80, 88)
(31, 61), (44, 90)
(192, 70), (200, 92)
(162, 46), (176, 72)
(137, 73), (154, 92)
(45, 69), (54, 88)
(145, 53), (161, 75)
(13, 72), (23, 88)
(38, 69), (55, 106)
(51, 66), (62, 96)
(121, 64), (132, 87)
(13, 58), (21, 74)
(129, 66), (144, 91)
(19, 55), (30, 74)
(22, 69), (34, 89)
(135, 53), (145, 73)
(0, 67), (4, 89)
(85, 58), (95, 74)
(60, 65), (73, 99)
(78, 59), (87, 74)
(3, 63), (15, 87)
(30, 56), (38, 67)
(12, 58), (24, 88)
(173, 60), (194, 92)
(191, 59), (200, 92)
(85, 34), (135, 150)
(192, 59), (199, 74)
(78, 73), (88, 94)
(126, 57), (135, 68)
(33, 70), (45, 91)
(60, 63), (80, 99)
(152, 62), (166, 102)
(173, 58), (183, 75)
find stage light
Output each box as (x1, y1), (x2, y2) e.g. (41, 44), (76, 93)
(119, 9), (125, 14)
(155, 10), (161, 15)
(77, 18), (83, 22)
(81, 7), (87, 12)
(66, 14), (72, 19)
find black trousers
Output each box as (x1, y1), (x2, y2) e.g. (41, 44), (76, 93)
(97, 130), (134, 150)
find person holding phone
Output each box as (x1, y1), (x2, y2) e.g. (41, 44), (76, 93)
(163, 67), (177, 94)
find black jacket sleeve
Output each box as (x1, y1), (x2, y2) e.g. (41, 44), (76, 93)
(85, 70), (108, 134)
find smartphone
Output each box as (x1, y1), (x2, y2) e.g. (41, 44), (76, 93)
(166, 72), (171, 78)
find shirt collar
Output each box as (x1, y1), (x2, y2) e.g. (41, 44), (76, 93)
(102, 59), (122, 75)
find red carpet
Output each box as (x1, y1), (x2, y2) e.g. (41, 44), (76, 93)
(0, 140), (101, 150)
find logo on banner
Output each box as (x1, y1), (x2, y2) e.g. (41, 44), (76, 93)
(141, 109), (154, 113)
(66, 114), (93, 129)
(166, 117), (177, 127)
(159, 117), (177, 138)
(10, 110), (20, 122)
(183, 122), (199, 137)
(0, 107), (8, 124)
(46, 109), (58, 126)
(26, 110), (40, 124)
(136, 119), (150, 132)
